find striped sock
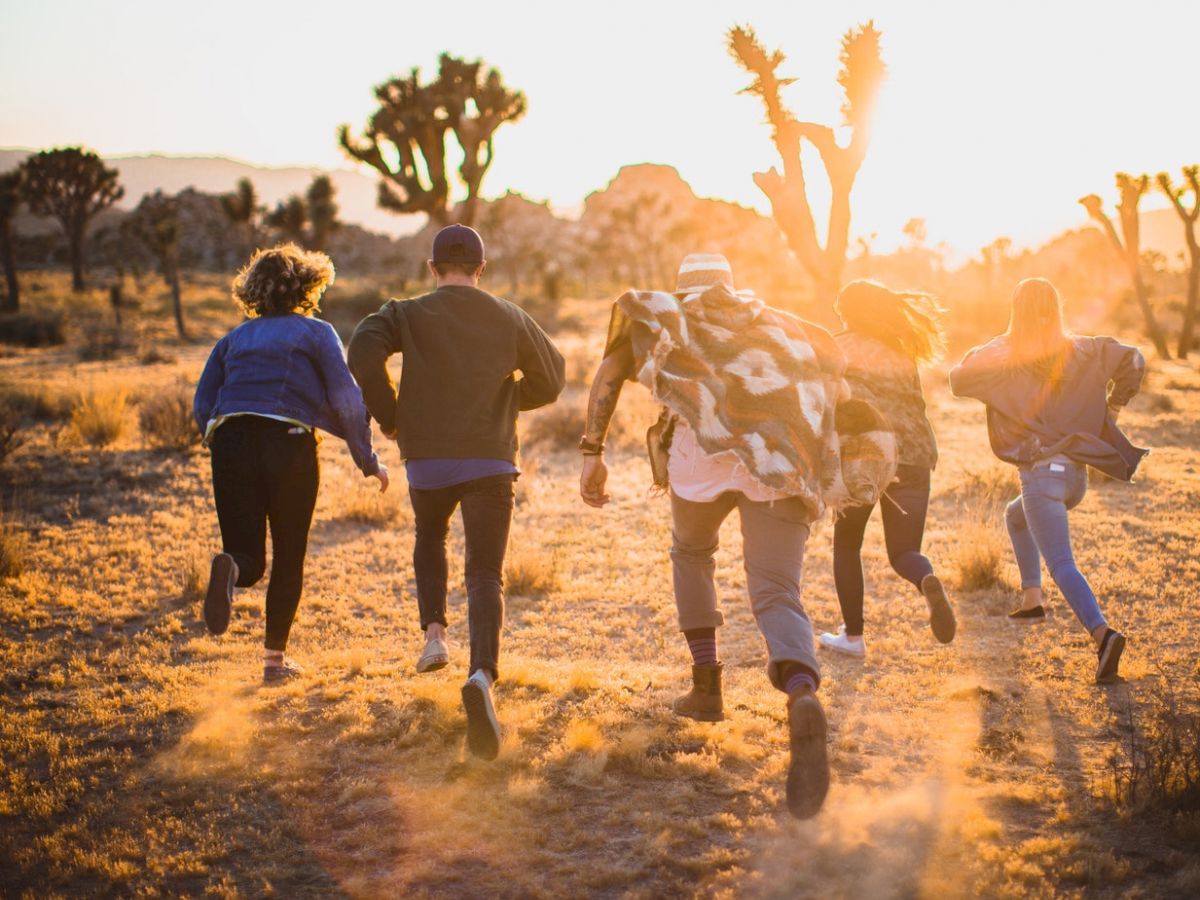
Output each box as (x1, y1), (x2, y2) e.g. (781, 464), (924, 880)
(783, 665), (818, 696)
(683, 628), (718, 667)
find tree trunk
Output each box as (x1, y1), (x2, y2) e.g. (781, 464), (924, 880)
(69, 226), (86, 292)
(1129, 269), (1171, 359)
(1179, 245), (1200, 358)
(168, 265), (186, 339)
(0, 222), (17, 311)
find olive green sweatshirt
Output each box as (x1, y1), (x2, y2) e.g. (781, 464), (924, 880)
(347, 285), (565, 462)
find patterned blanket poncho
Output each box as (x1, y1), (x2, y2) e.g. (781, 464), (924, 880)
(609, 285), (897, 518)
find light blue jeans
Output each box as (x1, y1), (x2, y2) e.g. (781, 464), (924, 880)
(1004, 458), (1107, 633)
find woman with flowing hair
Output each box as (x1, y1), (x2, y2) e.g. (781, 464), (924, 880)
(194, 243), (388, 682)
(950, 277), (1146, 683)
(819, 280), (957, 658)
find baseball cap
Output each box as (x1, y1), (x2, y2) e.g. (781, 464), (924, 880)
(431, 224), (485, 265)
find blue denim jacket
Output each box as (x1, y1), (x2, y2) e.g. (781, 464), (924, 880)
(193, 314), (380, 476)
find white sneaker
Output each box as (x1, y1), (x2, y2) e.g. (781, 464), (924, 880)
(461, 670), (501, 761)
(819, 625), (866, 657)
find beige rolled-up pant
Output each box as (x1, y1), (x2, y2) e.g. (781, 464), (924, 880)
(669, 490), (820, 690)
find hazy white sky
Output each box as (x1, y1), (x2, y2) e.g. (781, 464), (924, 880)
(1, 0), (1195, 254)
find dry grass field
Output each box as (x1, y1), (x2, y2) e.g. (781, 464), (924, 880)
(1, 281), (1198, 898)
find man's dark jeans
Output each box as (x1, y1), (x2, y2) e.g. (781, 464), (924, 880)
(210, 415), (319, 651)
(409, 473), (515, 680)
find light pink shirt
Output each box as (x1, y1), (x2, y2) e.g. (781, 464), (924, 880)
(668, 419), (782, 503)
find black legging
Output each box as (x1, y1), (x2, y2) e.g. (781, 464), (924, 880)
(833, 464), (935, 637)
(210, 415), (319, 651)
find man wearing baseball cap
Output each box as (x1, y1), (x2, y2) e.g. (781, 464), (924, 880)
(348, 223), (566, 761)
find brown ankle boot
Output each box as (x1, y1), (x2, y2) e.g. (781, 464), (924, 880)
(672, 664), (725, 722)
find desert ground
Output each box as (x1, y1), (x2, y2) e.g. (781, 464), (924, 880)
(1, 277), (1198, 898)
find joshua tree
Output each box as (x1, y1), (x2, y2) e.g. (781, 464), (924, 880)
(306, 175), (339, 251)
(19, 147), (123, 291)
(1156, 166), (1200, 357)
(729, 22), (886, 309)
(126, 191), (186, 339)
(1080, 174), (1171, 358)
(220, 177), (261, 257)
(0, 170), (21, 311)
(265, 195), (308, 246)
(340, 54), (526, 228)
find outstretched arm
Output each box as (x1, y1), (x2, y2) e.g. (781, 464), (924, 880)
(346, 304), (402, 436)
(579, 344), (635, 508)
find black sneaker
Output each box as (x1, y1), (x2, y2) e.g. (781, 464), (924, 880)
(922, 575), (957, 644)
(204, 553), (237, 635)
(1008, 605), (1046, 620)
(785, 691), (830, 819)
(1096, 629), (1126, 684)
(461, 673), (501, 761)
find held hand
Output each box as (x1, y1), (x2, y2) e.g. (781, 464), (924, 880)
(580, 454), (610, 508)
(374, 464), (390, 493)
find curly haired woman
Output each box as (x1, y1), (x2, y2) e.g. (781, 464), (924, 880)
(193, 244), (388, 682)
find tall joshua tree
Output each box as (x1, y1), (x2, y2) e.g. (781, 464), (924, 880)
(20, 147), (123, 291)
(729, 22), (886, 308)
(1156, 166), (1200, 358)
(1080, 174), (1171, 358)
(265, 195), (309, 246)
(306, 175), (339, 251)
(220, 177), (261, 258)
(0, 170), (21, 311)
(126, 191), (186, 339)
(340, 54), (526, 228)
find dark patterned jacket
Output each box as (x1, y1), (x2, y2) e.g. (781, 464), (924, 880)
(836, 331), (938, 470)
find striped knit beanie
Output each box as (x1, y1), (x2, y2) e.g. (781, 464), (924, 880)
(675, 253), (734, 294)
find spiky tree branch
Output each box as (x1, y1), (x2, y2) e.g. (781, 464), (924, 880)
(340, 54), (526, 227)
(1156, 166), (1200, 357)
(728, 21), (885, 309)
(1080, 174), (1170, 358)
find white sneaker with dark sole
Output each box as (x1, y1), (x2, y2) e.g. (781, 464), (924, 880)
(204, 553), (237, 635)
(819, 626), (866, 658)
(461, 672), (501, 761)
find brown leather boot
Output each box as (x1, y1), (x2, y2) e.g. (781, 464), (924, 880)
(672, 664), (725, 722)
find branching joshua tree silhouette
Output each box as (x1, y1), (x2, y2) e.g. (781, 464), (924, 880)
(220, 177), (261, 258)
(125, 190), (186, 339)
(1080, 174), (1171, 358)
(1156, 166), (1200, 357)
(19, 147), (123, 292)
(0, 170), (22, 311)
(265, 195), (309, 246)
(339, 54), (526, 228)
(728, 22), (886, 309)
(306, 175), (339, 252)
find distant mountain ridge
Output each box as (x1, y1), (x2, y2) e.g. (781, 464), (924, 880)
(0, 148), (1191, 263)
(0, 149), (421, 238)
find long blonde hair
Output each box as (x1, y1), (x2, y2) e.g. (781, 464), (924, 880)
(835, 279), (946, 363)
(1005, 277), (1074, 380)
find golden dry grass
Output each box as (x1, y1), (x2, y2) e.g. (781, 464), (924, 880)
(0, 293), (1197, 897)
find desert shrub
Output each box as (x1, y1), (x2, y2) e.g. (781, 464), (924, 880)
(0, 310), (65, 347)
(505, 548), (558, 597)
(334, 484), (408, 526)
(138, 387), (199, 451)
(0, 401), (28, 465)
(950, 519), (1009, 591)
(179, 548), (207, 603)
(77, 323), (122, 361)
(1108, 683), (1200, 816)
(0, 508), (28, 578)
(953, 464), (1019, 510)
(522, 399), (586, 452)
(70, 389), (128, 447)
(0, 382), (72, 422)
